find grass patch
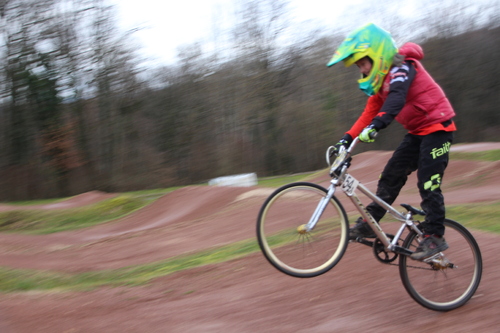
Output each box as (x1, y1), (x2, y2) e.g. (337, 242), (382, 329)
(450, 149), (500, 161)
(0, 237), (260, 292)
(257, 172), (317, 188)
(446, 201), (500, 233)
(121, 187), (181, 199)
(0, 195), (150, 234)
(3, 187), (179, 207)
(301, 168), (329, 182)
(4, 197), (72, 206)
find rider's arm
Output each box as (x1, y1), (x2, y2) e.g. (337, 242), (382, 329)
(345, 94), (384, 138)
(371, 61), (416, 130)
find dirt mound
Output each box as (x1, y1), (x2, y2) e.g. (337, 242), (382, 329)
(451, 142), (500, 152)
(1, 144), (500, 332)
(0, 191), (116, 212)
(0, 186), (256, 272)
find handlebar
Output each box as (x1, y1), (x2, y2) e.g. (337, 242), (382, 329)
(348, 137), (361, 152)
(326, 129), (379, 166)
(326, 137), (360, 166)
(326, 137), (366, 177)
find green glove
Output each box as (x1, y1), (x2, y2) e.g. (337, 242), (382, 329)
(359, 125), (378, 143)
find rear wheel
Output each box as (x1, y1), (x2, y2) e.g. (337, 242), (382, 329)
(256, 182), (349, 278)
(399, 219), (482, 311)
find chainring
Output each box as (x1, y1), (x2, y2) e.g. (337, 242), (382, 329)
(372, 234), (399, 263)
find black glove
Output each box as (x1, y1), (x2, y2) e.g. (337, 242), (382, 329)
(332, 133), (353, 156)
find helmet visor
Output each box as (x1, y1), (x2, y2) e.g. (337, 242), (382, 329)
(327, 39), (357, 67)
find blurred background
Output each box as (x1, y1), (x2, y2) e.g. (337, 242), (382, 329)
(0, 0), (498, 201)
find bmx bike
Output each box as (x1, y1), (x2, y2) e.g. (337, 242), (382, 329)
(256, 137), (482, 311)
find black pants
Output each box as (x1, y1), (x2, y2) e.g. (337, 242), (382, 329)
(366, 131), (453, 236)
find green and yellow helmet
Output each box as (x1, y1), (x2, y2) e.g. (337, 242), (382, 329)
(327, 23), (398, 96)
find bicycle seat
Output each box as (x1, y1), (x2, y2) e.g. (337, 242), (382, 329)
(401, 203), (426, 216)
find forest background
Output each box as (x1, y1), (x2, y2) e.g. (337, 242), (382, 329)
(0, 0), (498, 201)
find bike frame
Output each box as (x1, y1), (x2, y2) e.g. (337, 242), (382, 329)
(306, 138), (424, 255)
(338, 174), (422, 251)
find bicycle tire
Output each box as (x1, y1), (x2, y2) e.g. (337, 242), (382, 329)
(399, 219), (482, 311)
(256, 182), (349, 278)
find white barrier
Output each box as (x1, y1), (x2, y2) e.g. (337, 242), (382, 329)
(208, 173), (257, 187)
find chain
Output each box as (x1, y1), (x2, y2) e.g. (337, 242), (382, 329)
(385, 262), (434, 270)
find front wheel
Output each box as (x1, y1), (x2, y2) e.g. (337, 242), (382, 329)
(399, 219), (482, 311)
(256, 182), (349, 278)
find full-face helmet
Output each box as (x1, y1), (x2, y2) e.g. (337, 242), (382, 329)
(327, 23), (398, 96)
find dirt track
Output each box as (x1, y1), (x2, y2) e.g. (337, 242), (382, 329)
(1, 143), (500, 332)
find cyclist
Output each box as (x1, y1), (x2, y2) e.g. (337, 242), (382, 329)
(327, 23), (456, 260)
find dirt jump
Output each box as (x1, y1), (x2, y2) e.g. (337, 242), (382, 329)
(1, 143), (500, 332)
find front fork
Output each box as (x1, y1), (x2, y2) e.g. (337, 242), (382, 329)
(304, 184), (337, 232)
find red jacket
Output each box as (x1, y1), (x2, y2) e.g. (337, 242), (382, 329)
(347, 43), (456, 138)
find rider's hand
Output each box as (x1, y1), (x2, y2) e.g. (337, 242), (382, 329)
(332, 134), (353, 156)
(359, 125), (378, 143)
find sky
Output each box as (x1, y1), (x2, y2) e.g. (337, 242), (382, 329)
(110, 0), (364, 66)
(110, 0), (496, 67)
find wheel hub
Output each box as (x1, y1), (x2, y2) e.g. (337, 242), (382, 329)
(297, 224), (308, 234)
